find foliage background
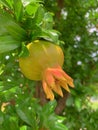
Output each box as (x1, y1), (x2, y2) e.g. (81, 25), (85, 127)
(0, 0), (98, 130)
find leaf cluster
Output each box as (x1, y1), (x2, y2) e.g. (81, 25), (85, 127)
(0, 0), (60, 54)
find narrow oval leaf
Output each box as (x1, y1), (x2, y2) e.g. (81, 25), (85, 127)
(16, 109), (32, 126)
(0, 10), (27, 41)
(13, 0), (23, 22)
(6, 23), (27, 41)
(0, 35), (21, 53)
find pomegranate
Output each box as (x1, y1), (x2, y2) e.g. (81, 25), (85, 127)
(19, 40), (74, 100)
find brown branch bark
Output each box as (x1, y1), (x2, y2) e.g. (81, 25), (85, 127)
(56, 0), (64, 18)
(35, 81), (69, 115)
(55, 91), (69, 115)
(35, 81), (48, 106)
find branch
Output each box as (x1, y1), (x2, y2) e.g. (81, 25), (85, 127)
(35, 81), (48, 106)
(55, 91), (69, 115)
(56, 0), (64, 18)
(35, 81), (69, 115)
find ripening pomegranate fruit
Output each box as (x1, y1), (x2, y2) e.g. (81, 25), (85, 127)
(19, 40), (74, 100)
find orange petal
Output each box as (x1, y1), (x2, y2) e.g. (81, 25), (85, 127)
(50, 68), (66, 81)
(44, 69), (55, 88)
(67, 80), (74, 88)
(59, 80), (70, 92)
(42, 80), (54, 100)
(57, 69), (74, 88)
(52, 83), (63, 97)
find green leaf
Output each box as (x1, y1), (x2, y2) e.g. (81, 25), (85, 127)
(26, 2), (39, 15)
(6, 24), (27, 41)
(39, 101), (67, 130)
(74, 97), (82, 111)
(19, 42), (29, 58)
(1, 0), (23, 22)
(56, 116), (66, 123)
(35, 6), (45, 24)
(31, 25), (42, 40)
(0, 10), (27, 41)
(1, 116), (19, 130)
(22, 0), (43, 6)
(13, 0), (23, 22)
(40, 29), (59, 43)
(53, 123), (68, 130)
(42, 12), (54, 29)
(42, 100), (57, 114)
(20, 126), (27, 130)
(16, 98), (38, 129)
(16, 108), (32, 126)
(0, 35), (21, 53)
(0, 0), (13, 9)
